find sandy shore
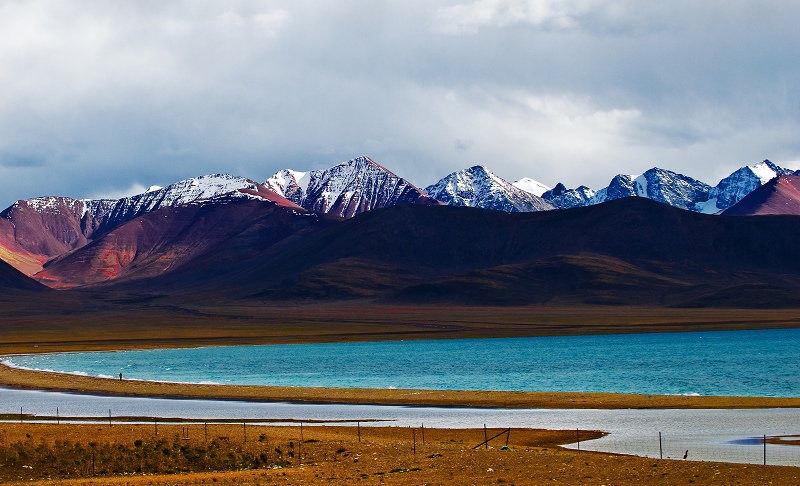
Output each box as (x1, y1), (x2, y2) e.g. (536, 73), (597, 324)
(2, 362), (799, 409)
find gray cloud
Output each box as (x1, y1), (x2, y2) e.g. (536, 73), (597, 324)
(0, 0), (798, 207)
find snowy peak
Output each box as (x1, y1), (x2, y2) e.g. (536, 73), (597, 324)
(425, 165), (553, 212)
(264, 169), (309, 206)
(699, 160), (800, 214)
(541, 183), (595, 209)
(512, 177), (551, 197)
(265, 156), (438, 218)
(97, 174), (260, 229)
(589, 168), (709, 211)
(723, 175), (800, 216)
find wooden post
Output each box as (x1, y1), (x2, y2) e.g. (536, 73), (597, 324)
(576, 428), (580, 453)
(300, 422), (304, 441)
(20, 406), (22, 423)
(764, 434), (767, 466)
(204, 422), (208, 442)
(298, 437), (302, 466)
(357, 421), (361, 443)
(108, 409), (112, 428)
(484, 424), (488, 450)
(658, 432), (663, 459)
(56, 407), (59, 425)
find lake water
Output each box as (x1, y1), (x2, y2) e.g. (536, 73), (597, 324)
(4, 328), (800, 397)
(1, 389), (798, 466)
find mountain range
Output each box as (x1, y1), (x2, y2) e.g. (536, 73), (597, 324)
(2, 155), (800, 308)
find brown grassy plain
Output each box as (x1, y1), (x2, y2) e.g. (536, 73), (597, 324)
(1, 423), (799, 486)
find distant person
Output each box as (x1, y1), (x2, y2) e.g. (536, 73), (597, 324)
(119, 372), (123, 381)
(683, 450), (688, 460)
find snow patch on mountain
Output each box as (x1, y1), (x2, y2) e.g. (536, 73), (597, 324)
(512, 177), (551, 197)
(425, 166), (553, 212)
(541, 183), (595, 209)
(698, 160), (800, 214)
(265, 156), (437, 218)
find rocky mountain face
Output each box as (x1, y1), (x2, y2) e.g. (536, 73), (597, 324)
(722, 175), (800, 216)
(424, 166), (553, 212)
(532, 160), (798, 213)
(265, 156), (439, 218)
(698, 160), (800, 213)
(541, 183), (595, 209)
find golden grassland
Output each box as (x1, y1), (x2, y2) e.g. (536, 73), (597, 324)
(1, 422), (799, 486)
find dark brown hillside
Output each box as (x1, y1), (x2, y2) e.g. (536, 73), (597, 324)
(135, 197), (800, 307)
(0, 257), (48, 292)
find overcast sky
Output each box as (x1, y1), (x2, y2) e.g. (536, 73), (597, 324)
(1, 0), (798, 208)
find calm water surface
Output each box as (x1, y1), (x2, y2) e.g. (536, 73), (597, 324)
(5, 328), (800, 397)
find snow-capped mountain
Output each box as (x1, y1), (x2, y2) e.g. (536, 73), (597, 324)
(538, 160), (798, 213)
(512, 177), (551, 197)
(697, 160), (800, 213)
(541, 183), (595, 209)
(98, 174), (282, 229)
(722, 175), (800, 216)
(424, 166), (553, 212)
(264, 156), (439, 218)
(591, 168), (711, 211)
(0, 174), (296, 276)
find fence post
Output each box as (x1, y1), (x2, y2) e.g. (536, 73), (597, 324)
(357, 421), (361, 443)
(108, 409), (112, 428)
(484, 424), (488, 450)
(658, 432), (663, 459)
(764, 434), (767, 466)
(576, 428), (580, 453)
(56, 407), (59, 425)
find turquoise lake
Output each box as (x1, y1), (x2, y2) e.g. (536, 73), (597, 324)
(5, 328), (800, 397)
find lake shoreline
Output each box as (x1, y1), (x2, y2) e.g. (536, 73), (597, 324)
(3, 362), (800, 410)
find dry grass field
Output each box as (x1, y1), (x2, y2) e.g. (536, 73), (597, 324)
(1, 422), (799, 485)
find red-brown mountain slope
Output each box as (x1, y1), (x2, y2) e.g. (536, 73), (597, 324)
(722, 175), (800, 216)
(37, 195), (328, 288)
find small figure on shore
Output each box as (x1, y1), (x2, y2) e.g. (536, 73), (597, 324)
(683, 450), (688, 460)
(119, 372), (123, 381)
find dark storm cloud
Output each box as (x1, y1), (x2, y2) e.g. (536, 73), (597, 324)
(0, 0), (798, 208)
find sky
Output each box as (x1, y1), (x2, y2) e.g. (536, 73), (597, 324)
(1, 0), (799, 208)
